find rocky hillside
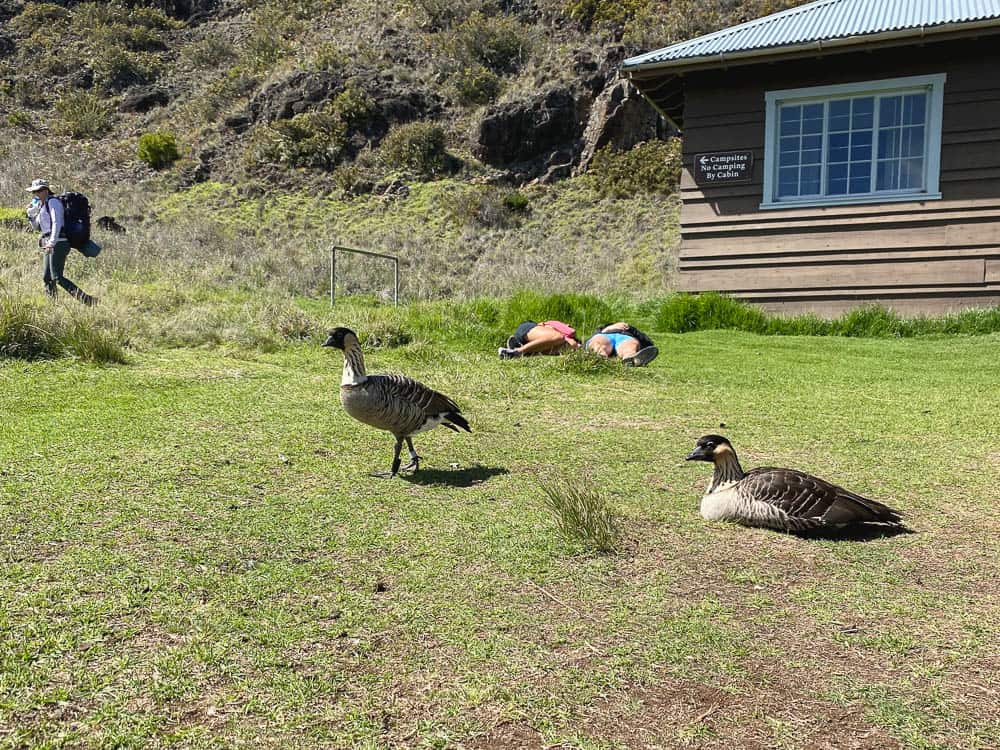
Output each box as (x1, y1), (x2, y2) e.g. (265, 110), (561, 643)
(0, 0), (807, 298)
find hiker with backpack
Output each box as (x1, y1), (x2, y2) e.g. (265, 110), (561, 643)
(25, 178), (98, 306)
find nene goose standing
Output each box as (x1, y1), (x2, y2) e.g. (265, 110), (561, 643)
(685, 435), (904, 532)
(322, 327), (471, 476)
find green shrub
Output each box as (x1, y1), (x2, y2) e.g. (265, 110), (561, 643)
(586, 138), (683, 198)
(9, 3), (67, 35)
(55, 91), (114, 139)
(538, 473), (620, 553)
(6, 110), (33, 130)
(447, 65), (501, 106)
(243, 4), (304, 71)
(307, 43), (348, 73)
(181, 36), (238, 69)
(255, 85), (373, 170)
(441, 12), (531, 75)
(89, 46), (162, 91)
(138, 132), (181, 169)
(503, 190), (530, 213)
(378, 122), (451, 178)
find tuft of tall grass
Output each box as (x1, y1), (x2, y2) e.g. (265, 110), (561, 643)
(0, 295), (128, 364)
(655, 293), (1000, 337)
(555, 347), (620, 376)
(538, 474), (620, 554)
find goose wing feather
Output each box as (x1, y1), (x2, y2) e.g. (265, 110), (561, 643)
(373, 373), (463, 416)
(741, 468), (902, 526)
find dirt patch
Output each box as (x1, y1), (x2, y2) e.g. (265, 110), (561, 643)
(462, 722), (544, 749)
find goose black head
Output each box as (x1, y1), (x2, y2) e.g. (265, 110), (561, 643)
(322, 327), (357, 350)
(686, 434), (733, 463)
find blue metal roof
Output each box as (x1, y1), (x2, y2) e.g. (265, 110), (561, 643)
(623, 0), (1000, 70)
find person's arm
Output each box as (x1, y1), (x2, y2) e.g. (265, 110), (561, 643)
(46, 199), (64, 248)
(600, 321), (630, 333)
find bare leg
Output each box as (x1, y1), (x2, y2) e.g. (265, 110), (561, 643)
(401, 437), (420, 472)
(517, 326), (570, 355)
(587, 334), (614, 358)
(615, 338), (640, 359)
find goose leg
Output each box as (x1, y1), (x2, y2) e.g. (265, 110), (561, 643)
(400, 437), (420, 473)
(372, 437), (404, 478)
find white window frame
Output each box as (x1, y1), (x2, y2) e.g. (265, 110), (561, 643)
(761, 73), (946, 210)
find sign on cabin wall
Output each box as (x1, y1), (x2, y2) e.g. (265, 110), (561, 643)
(693, 150), (754, 185)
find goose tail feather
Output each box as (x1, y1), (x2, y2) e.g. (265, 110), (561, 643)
(444, 412), (471, 433)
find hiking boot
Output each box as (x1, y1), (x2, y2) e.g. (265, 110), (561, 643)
(498, 347), (522, 360)
(622, 345), (659, 367)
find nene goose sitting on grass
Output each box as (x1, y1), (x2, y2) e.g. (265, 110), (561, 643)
(322, 327), (471, 476)
(685, 435), (905, 532)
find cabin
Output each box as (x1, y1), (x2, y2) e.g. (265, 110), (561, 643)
(622, 0), (1000, 315)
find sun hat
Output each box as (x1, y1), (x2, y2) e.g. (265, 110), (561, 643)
(25, 178), (51, 192)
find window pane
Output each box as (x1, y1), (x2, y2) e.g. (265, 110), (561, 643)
(880, 96), (901, 127)
(878, 129), (900, 159)
(802, 134), (822, 151)
(827, 162), (848, 195)
(780, 135), (800, 154)
(851, 142), (872, 161)
(800, 165), (821, 195)
(900, 158), (924, 189)
(901, 125), (924, 157)
(827, 177), (848, 195)
(852, 97), (874, 129)
(778, 167), (799, 197)
(780, 150), (800, 166)
(903, 93), (926, 125)
(876, 160), (899, 191)
(780, 105), (801, 136)
(849, 162), (871, 193)
(802, 149), (822, 165)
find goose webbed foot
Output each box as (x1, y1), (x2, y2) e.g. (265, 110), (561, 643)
(400, 456), (420, 473)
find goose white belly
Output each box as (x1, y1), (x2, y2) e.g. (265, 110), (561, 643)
(700, 484), (742, 521)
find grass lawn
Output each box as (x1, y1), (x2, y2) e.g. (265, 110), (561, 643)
(1, 329), (999, 749)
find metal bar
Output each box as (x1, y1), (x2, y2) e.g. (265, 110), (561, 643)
(333, 245), (398, 262)
(330, 246), (336, 306)
(329, 244), (401, 307)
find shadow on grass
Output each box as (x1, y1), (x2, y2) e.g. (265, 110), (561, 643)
(794, 524), (916, 542)
(401, 464), (509, 488)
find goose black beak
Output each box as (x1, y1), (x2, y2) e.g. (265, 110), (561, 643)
(686, 447), (711, 462)
(321, 336), (335, 347)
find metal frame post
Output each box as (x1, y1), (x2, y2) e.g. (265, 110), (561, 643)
(329, 244), (400, 307)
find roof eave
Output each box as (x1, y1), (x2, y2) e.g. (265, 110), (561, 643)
(622, 17), (1000, 75)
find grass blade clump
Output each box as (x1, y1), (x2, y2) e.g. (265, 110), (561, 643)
(0, 295), (128, 364)
(555, 347), (620, 376)
(655, 293), (1000, 337)
(538, 474), (620, 554)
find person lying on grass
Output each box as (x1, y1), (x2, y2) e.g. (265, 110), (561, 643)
(498, 320), (580, 359)
(585, 322), (659, 367)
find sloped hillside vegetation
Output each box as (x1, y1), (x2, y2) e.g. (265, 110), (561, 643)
(0, 0), (809, 301)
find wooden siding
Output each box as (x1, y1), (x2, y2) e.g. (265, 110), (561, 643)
(673, 36), (1000, 315)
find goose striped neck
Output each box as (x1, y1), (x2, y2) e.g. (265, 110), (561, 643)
(709, 445), (745, 492)
(341, 339), (367, 385)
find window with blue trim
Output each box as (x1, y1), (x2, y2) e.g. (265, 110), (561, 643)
(764, 75), (944, 208)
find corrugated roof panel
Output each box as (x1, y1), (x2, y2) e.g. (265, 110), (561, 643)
(623, 0), (1000, 69)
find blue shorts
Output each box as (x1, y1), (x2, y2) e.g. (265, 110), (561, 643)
(586, 332), (636, 355)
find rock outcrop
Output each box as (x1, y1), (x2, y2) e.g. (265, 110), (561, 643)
(576, 79), (669, 174)
(473, 86), (588, 168)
